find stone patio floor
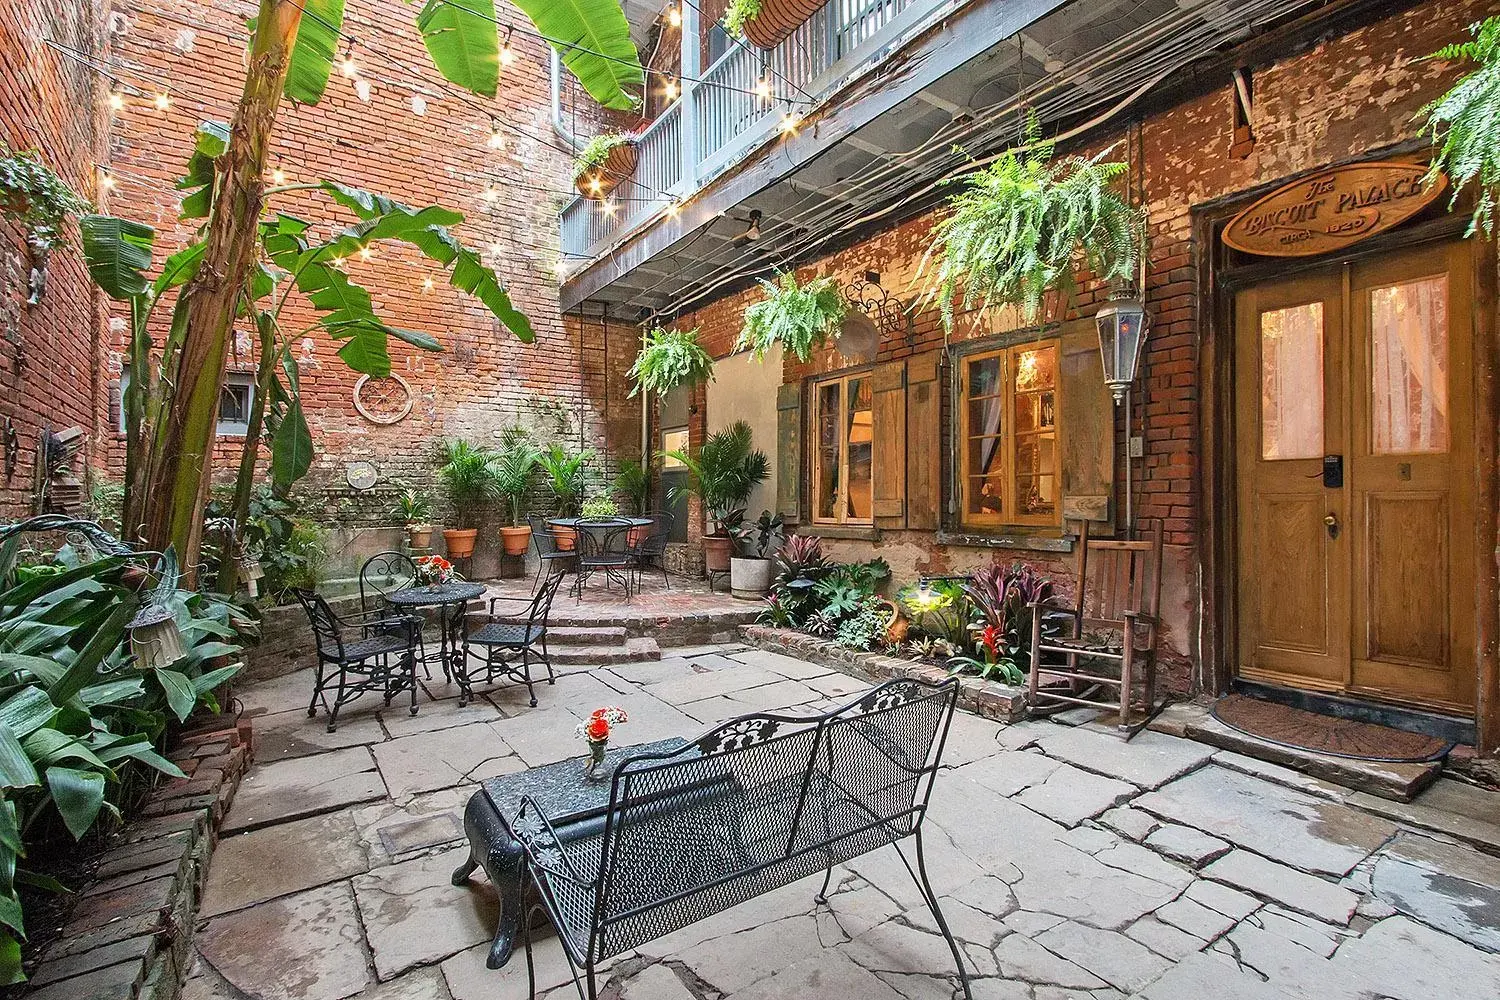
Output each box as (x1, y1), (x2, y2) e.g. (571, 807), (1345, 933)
(184, 642), (1500, 1000)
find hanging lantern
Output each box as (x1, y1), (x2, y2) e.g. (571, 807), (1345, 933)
(128, 604), (185, 670)
(1095, 292), (1150, 404)
(237, 553), (265, 599)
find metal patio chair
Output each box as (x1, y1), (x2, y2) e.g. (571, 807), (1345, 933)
(574, 517), (633, 602)
(628, 511), (671, 591)
(359, 550), (428, 677)
(294, 589), (421, 732)
(459, 561), (567, 708)
(529, 513), (577, 587)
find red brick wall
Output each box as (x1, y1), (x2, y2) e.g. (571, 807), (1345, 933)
(0, 1), (111, 518)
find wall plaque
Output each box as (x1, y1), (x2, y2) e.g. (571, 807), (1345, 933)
(1222, 161), (1447, 257)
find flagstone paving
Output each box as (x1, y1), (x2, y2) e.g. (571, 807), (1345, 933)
(184, 644), (1500, 1000)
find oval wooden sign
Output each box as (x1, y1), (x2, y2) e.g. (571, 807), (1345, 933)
(1223, 161), (1447, 257)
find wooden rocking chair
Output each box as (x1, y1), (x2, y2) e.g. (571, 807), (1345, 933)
(1027, 520), (1164, 733)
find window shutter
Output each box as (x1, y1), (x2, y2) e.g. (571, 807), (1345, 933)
(1060, 320), (1115, 526)
(906, 350), (942, 530)
(870, 360), (906, 526)
(776, 381), (802, 520)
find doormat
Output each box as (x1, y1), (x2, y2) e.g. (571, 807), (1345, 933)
(1210, 694), (1453, 763)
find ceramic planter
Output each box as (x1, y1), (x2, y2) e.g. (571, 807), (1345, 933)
(407, 525), (432, 549)
(730, 556), (774, 599)
(443, 528), (478, 559)
(743, 0), (825, 49)
(500, 525), (532, 556)
(702, 534), (734, 573)
(576, 142), (639, 200)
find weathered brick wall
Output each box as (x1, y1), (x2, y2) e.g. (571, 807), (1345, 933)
(642, 0), (1482, 692)
(0, 1), (111, 518)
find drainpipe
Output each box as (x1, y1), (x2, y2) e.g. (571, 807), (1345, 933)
(550, 50), (584, 151)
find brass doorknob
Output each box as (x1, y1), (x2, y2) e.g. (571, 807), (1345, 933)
(1323, 514), (1337, 526)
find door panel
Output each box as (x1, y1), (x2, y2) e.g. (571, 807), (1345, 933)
(1364, 491), (1448, 669)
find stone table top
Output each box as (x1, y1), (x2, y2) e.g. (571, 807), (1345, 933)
(387, 582), (487, 607)
(479, 737), (690, 828)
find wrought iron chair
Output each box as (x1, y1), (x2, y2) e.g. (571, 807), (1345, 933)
(507, 677), (970, 1000)
(1027, 519), (1164, 733)
(628, 511), (671, 591)
(528, 514), (576, 587)
(359, 551), (428, 677)
(574, 517), (633, 602)
(459, 561), (567, 708)
(293, 589), (421, 732)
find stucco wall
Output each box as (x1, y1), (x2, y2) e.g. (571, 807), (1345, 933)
(706, 345), (782, 518)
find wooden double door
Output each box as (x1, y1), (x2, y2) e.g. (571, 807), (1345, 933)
(1235, 241), (1477, 712)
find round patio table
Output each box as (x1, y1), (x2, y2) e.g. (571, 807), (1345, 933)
(548, 517), (651, 598)
(387, 581), (486, 683)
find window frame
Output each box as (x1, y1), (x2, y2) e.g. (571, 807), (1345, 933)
(809, 368), (875, 526)
(956, 337), (1063, 532)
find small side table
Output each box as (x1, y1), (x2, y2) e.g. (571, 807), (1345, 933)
(386, 581), (486, 683)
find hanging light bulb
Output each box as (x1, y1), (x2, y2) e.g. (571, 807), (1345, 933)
(754, 72), (771, 101)
(331, 255), (346, 269)
(340, 46), (358, 78)
(499, 28), (516, 68)
(489, 241), (505, 258)
(486, 121), (506, 150)
(153, 92), (170, 111)
(271, 166), (287, 185)
(107, 91), (125, 111)
(98, 168), (117, 191)
(587, 176), (603, 196)
(662, 74), (678, 101)
(422, 277), (435, 293)
(779, 108), (800, 134)
(667, 2), (682, 27)
(601, 198), (617, 216)
(665, 200), (682, 219)
(482, 184), (500, 204)
(358, 245), (374, 262)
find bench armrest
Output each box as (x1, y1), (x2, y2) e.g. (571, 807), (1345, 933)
(513, 796), (596, 889)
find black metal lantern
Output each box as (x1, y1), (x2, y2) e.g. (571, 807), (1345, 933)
(128, 603), (186, 670)
(1096, 292), (1150, 404)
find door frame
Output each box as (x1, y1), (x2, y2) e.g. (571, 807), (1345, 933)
(1193, 153), (1499, 754)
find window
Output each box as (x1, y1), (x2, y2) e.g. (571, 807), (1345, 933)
(121, 372), (255, 436)
(811, 373), (874, 524)
(959, 341), (1061, 529)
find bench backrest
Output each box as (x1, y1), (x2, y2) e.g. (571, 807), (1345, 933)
(588, 677), (957, 959)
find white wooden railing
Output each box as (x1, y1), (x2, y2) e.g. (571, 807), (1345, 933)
(560, 0), (944, 262)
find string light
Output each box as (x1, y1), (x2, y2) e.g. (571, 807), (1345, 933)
(98, 167), (117, 191)
(779, 108), (801, 134)
(489, 241), (505, 258)
(486, 121), (505, 150)
(107, 91), (125, 111)
(153, 92), (170, 111)
(587, 176), (603, 196)
(662, 74), (678, 101)
(665, 200), (681, 219)
(600, 198), (617, 216)
(499, 28), (516, 68)
(754, 70), (771, 101)
(340, 43), (358, 78)
(482, 184), (500, 204)
(667, 2), (681, 27)
(358, 245), (374, 262)
(422, 277), (435, 292)
(271, 166), (287, 185)
(330, 255), (346, 269)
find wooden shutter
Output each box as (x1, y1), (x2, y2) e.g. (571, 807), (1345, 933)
(906, 350), (942, 530)
(870, 360), (906, 526)
(1059, 320), (1115, 526)
(776, 382), (802, 520)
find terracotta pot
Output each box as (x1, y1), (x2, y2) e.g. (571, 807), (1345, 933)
(743, 0), (825, 50)
(500, 525), (532, 556)
(554, 525), (578, 551)
(443, 528), (478, 559)
(575, 142), (639, 200)
(407, 525), (432, 549)
(627, 525), (647, 548)
(702, 534), (733, 574)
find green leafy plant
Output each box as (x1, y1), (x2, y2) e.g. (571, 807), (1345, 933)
(0, 146), (90, 252)
(943, 562), (1063, 684)
(1421, 16), (1500, 235)
(664, 420), (769, 528)
(897, 579), (969, 647)
(736, 272), (847, 363)
(573, 132), (635, 181)
(391, 488), (431, 526)
(731, 510), (783, 559)
(722, 0), (764, 37)
(580, 495), (621, 518)
(925, 123), (1143, 328)
(493, 442), (539, 527)
(614, 457), (656, 515)
(835, 598), (889, 651)
(538, 444), (594, 518)
(628, 326), (715, 397)
(435, 440), (502, 529)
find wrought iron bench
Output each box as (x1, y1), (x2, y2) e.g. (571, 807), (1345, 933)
(451, 676), (970, 1000)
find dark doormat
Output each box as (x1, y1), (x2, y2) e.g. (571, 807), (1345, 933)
(1211, 694), (1453, 763)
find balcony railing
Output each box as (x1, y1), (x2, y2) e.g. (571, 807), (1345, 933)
(560, 0), (946, 262)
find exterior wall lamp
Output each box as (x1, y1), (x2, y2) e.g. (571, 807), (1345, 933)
(1095, 292), (1150, 404)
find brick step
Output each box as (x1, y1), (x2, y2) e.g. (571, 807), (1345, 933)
(549, 636), (661, 666)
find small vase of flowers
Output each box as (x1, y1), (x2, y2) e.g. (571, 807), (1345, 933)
(415, 554), (455, 591)
(576, 706), (629, 778)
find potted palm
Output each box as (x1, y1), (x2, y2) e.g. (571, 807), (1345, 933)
(615, 457), (657, 546)
(435, 439), (501, 559)
(495, 441), (539, 557)
(539, 443), (594, 550)
(391, 488), (432, 549)
(730, 510), (783, 599)
(665, 421), (769, 576)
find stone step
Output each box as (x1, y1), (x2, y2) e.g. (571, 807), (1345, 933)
(544, 625), (630, 646)
(549, 636), (661, 666)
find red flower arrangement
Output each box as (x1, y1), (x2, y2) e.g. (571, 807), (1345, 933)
(576, 706), (628, 743)
(415, 555), (455, 586)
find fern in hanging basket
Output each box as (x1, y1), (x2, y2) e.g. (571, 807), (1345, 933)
(572, 132), (634, 182)
(1420, 16), (1500, 236)
(925, 129), (1143, 329)
(629, 326), (716, 397)
(723, 0), (764, 38)
(736, 271), (847, 363)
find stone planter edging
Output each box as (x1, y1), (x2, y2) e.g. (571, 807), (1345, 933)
(740, 625), (1030, 723)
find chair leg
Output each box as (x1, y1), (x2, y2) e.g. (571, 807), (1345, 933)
(328, 667), (348, 733)
(520, 647), (537, 708)
(907, 830), (973, 1000)
(1118, 642), (1136, 730)
(814, 861), (835, 905)
(308, 662), (324, 718)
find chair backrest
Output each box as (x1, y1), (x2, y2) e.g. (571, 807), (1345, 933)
(633, 512), (671, 557)
(587, 677), (957, 960)
(360, 551), (417, 613)
(1072, 519), (1164, 628)
(577, 518), (632, 558)
(526, 560), (567, 631)
(529, 514), (561, 556)
(293, 588), (345, 661)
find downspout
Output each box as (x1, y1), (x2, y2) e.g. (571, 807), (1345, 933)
(550, 50), (584, 151)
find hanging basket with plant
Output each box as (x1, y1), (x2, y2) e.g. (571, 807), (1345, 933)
(574, 132), (639, 200)
(628, 326), (715, 398)
(724, 0), (824, 50)
(924, 124), (1144, 330)
(735, 271), (847, 364)
(1420, 16), (1500, 236)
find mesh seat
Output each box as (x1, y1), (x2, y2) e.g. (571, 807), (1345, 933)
(459, 563), (565, 708)
(469, 622), (544, 647)
(337, 633), (412, 662)
(294, 589), (420, 732)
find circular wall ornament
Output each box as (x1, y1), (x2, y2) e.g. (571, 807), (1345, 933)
(345, 461), (379, 491)
(353, 373), (414, 425)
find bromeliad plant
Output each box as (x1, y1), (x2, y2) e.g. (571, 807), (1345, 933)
(1421, 16), (1500, 235)
(925, 122), (1144, 328)
(736, 272), (847, 363)
(944, 562), (1062, 684)
(628, 326), (715, 397)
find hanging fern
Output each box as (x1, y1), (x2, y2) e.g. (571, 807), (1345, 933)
(572, 132), (634, 181)
(736, 271), (847, 363)
(1420, 17), (1500, 236)
(0, 145), (91, 252)
(925, 127), (1143, 329)
(723, 0), (763, 38)
(629, 326), (715, 397)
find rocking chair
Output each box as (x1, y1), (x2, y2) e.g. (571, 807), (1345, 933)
(1027, 520), (1164, 734)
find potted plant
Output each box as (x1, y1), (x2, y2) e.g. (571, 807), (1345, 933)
(664, 421), (769, 576)
(615, 457), (657, 546)
(723, 0), (824, 51)
(925, 120), (1142, 329)
(435, 439), (501, 559)
(735, 271), (847, 363)
(539, 443), (594, 550)
(391, 488), (433, 549)
(729, 509), (784, 599)
(573, 132), (638, 200)
(628, 326), (715, 398)
(580, 495), (620, 518)
(494, 441), (539, 557)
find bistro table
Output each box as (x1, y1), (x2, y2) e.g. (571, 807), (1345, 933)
(386, 581), (487, 683)
(451, 736), (689, 969)
(548, 517), (652, 598)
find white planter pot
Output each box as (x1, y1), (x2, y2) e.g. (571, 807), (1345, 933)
(730, 557), (775, 600)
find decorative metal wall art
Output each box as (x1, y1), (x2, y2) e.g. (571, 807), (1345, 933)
(840, 270), (914, 360)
